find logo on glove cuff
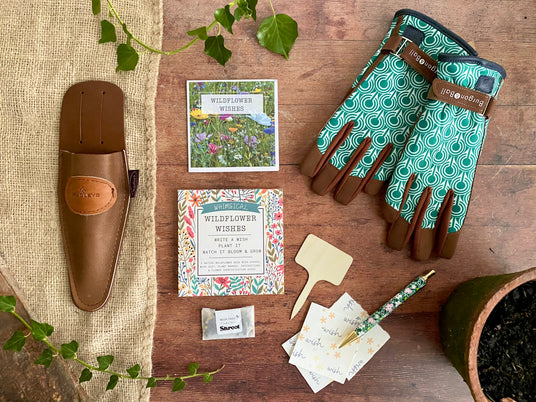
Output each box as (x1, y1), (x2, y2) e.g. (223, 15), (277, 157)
(440, 87), (485, 108)
(408, 49), (437, 73)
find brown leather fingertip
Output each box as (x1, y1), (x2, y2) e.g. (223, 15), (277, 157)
(310, 163), (342, 195)
(438, 231), (460, 259)
(363, 178), (384, 196)
(435, 189), (455, 254)
(333, 175), (364, 204)
(382, 201), (400, 223)
(383, 173), (416, 224)
(412, 228), (435, 261)
(403, 187), (432, 251)
(362, 143), (393, 195)
(387, 186), (432, 254)
(300, 121), (355, 178)
(299, 146), (323, 177)
(386, 217), (411, 250)
(327, 137), (371, 200)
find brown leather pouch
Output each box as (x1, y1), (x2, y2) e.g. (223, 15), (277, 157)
(58, 81), (132, 312)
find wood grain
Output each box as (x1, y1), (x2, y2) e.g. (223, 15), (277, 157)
(0, 262), (88, 401)
(152, 1), (536, 400)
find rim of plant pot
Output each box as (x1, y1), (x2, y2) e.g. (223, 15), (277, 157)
(466, 266), (536, 401)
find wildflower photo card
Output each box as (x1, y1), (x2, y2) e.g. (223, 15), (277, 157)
(187, 80), (279, 172)
(177, 189), (284, 296)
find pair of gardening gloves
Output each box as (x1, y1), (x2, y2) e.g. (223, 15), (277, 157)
(300, 9), (506, 260)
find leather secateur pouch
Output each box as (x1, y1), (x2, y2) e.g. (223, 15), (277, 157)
(58, 81), (137, 312)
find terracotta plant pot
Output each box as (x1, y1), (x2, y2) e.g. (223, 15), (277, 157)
(439, 266), (536, 402)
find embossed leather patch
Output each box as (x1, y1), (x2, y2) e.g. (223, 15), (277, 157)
(65, 176), (117, 215)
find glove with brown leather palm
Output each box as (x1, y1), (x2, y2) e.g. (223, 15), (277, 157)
(300, 9), (476, 204)
(384, 54), (506, 260)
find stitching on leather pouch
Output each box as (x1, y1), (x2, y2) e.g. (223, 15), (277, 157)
(99, 154), (131, 307)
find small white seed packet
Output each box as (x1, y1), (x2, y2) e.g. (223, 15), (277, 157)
(202, 306), (255, 340)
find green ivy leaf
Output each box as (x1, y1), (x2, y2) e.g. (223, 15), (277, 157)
(146, 377), (157, 388)
(234, 2), (247, 21)
(256, 14), (298, 60)
(234, 0), (257, 21)
(34, 348), (54, 368)
(31, 320), (54, 342)
(127, 363), (141, 378)
(91, 0), (101, 15)
(116, 44), (139, 72)
(172, 378), (186, 392)
(97, 355), (114, 370)
(3, 330), (26, 351)
(247, 0), (258, 21)
(214, 5), (235, 34)
(60, 340), (79, 359)
(187, 362), (199, 375)
(99, 20), (117, 44)
(0, 295), (16, 312)
(204, 35), (232, 66)
(187, 26), (208, 41)
(79, 368), (93, 383)
(203, 373), (214, 383)
(106, 374), (119, 390)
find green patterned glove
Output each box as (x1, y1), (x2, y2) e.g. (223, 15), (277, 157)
(300, 9), (477, 204)
(384, 54), (506, 260)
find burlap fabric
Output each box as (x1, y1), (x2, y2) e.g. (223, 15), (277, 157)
(0, 1), (161, 400)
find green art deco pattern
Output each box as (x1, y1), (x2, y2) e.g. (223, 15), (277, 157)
(316, 12), (475, 182)
(385, 58), (505, 232)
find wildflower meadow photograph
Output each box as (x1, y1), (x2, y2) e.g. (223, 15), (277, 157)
(187, 80), (278, 172)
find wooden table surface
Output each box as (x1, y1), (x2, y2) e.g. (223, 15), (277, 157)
(151, 1), (536, 400)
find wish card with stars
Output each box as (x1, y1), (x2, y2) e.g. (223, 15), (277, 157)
(187, 80), (278, 172)
(288, 302), (358, 383)
(286, 294), (390, 389)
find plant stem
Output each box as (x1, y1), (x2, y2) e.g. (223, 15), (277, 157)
(11, 311), (32, 331)
(268, 0), (276, 16)
(8, 310), (224, 383)
(106, 0), (235, 56)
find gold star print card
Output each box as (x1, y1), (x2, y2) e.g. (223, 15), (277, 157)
(285, 293), (390, 390)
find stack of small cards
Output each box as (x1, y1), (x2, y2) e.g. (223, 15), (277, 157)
(282, 293), (390, 393)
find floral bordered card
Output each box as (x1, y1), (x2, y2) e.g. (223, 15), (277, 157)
(178, 189), (284, 296)
(187, 79), (278, 172)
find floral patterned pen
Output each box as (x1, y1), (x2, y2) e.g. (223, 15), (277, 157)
(339, 270), (436, 348)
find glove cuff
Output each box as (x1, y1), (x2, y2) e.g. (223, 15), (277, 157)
(353, 9), (477, 87)
(377, 10), (479, 83)
(438, 54), (507, 83)
(428, 55), (506, 117)
(394, 9), (477, 56)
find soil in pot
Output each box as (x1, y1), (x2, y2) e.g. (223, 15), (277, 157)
(477, 280), (536, 402)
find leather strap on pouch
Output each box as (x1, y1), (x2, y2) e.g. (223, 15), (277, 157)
(427, 78), (496, 118)
(381, 35), (438, 82)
